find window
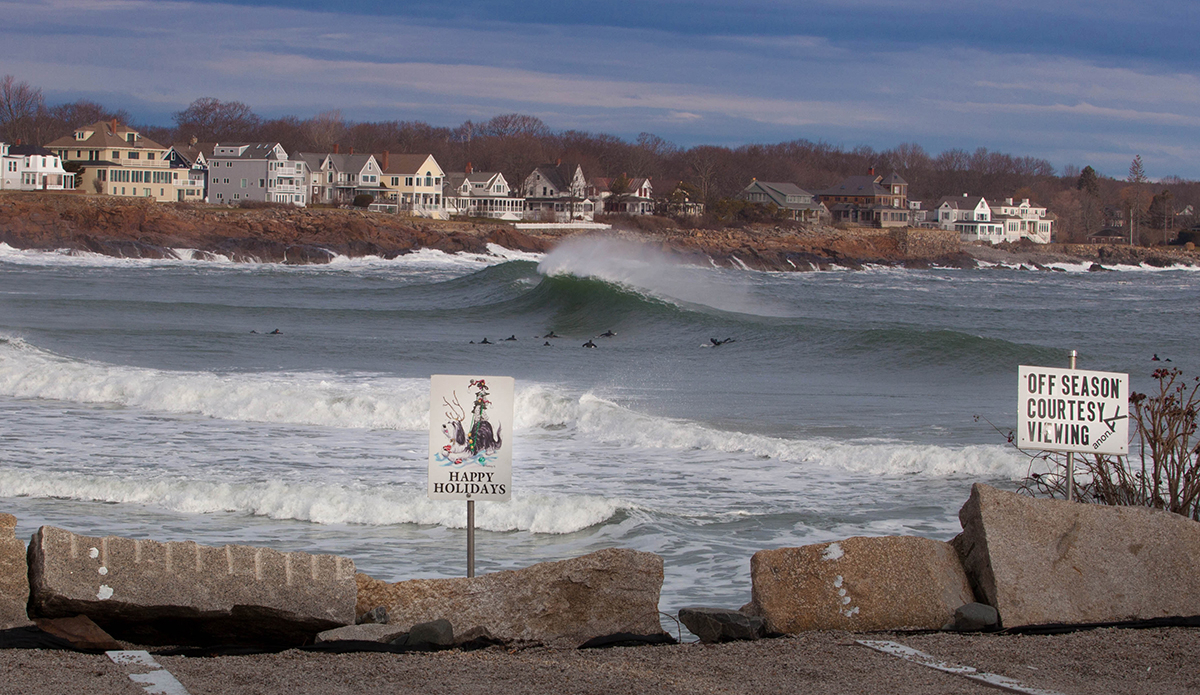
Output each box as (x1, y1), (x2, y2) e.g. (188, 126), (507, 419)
(112, 151), (120, 159)
(147, 153), (155, 160)
(259, 179), (265, 187)
(241, 178), (247, 188)
(392, 177), (399, 185)
(127, 152), (139, 160)
(406, 177), (413, 186)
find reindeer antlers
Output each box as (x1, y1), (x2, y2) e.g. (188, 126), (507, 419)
(443, 392), (466, 422)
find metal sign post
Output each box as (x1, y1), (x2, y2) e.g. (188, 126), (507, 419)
(1066, 350), (1077, 502)
(428, 375), (514, 578)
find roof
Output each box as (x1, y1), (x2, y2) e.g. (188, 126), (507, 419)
(590, 176), (651, 196)
(743, 180), (818, 210)
(168, 142), (215, 165)
(379, 153), (439, 176)
(936, 195), (987, 209)
(321, 153), (376, 172)
(6, 145), (55, 156)
(881, 172), (908, 186)
(821, 175), (888, 197)
(210, 142), (286, 160)
(45, 120), (166, 151)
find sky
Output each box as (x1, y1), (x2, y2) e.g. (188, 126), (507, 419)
(3, 0), (1198, 179)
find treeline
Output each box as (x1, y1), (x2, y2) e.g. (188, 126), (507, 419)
(3, 75), (1197, 242)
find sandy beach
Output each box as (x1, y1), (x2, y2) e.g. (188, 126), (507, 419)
(1, 626), (1197, 694)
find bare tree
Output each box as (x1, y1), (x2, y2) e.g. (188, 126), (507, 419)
(303, 110), (346, 151)
(173, 97), (261, 142)
(0, 74), (46, 144)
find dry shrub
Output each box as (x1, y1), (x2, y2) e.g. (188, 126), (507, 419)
(999, 368), (1200, 520)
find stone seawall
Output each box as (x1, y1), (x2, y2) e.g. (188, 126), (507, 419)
(890, 228), (961, 258)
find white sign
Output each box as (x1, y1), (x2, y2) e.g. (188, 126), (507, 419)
(1017, 365), (1129, 455)
(429, 375), (514, 501)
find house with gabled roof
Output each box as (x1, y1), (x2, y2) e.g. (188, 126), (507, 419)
(443, 163), (524, 220)
(818, 169), (911, 227)
(522, 160), (594, 222)
(166, 141), (213, 202)
(935, 194), (1003, 241)
(47, 120), (179, 201)
(739, 180), (826, 222)
(990, 197), (1053, 244)
(377, 152), (446, 218)
(589, 175), (654, 215)
(1, 142), (75, 191)
(207, 142), (307, 206)
(295, 148), (386, 207)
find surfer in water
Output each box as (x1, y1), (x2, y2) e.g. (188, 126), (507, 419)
(710, 337), (735, 346)
(599, 330), (616, 337)
(479, 337), (492, 344)
(582, 339), (597, 348)
(543, 331), (560, 339)
(504, 335), (517, 341)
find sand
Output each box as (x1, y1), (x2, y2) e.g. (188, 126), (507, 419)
(0, 627), (1196, 694)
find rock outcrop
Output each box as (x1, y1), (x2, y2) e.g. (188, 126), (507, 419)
(27, 526), (357, 646)
(747, 536), (974, 633)
(954, 483), (1200, 628)
(0, 513), (31, 629)
(677, 607), (765, 643)
(355, 548), (666, 648)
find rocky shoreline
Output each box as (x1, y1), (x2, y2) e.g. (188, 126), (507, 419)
(4, 191), (1197, 270)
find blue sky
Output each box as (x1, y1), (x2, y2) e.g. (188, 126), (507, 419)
(4, 0), (1198, 179)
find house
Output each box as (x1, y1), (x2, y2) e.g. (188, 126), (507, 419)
(522, 161), (594, 222)
(1088, 227), (1129, 245)
(589, 176), (654, 215)
(46, 120), (179, 201)
(295, 148), (385, 207)
(442, 163), (524, 220)
(1, 142), (75, 191)
(934, 195), (1003, 241)
(818, 170), (910, 227)
(165, 141), (213, 202)
(908, 200), (934, 227)
(207, 142), (307, 206)
(738, 180), (825, 222)
(653, 179), (705, 217)
(989, 197), (1053, 244)
(377, 153), (446, 218)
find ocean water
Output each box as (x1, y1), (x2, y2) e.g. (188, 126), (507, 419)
(0, 237), (1196, 622)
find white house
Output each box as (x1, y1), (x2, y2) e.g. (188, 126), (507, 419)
(523, 161), (594, 222)
(939, 194), (1053, 244)
(990, 197), (1054, 244)
(935, 194), (1004, 242)
(443, 164), (524, 220)
(2, 142), (75, 191)
(590, 176), (655, 215)
(208, 142), (307, 206)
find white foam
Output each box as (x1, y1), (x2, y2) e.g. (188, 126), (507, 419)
(0, 467), (624, 533)
(537, 236), (791, 316)
(0, 242), (536, 273)
(0, 339), (1026, 479)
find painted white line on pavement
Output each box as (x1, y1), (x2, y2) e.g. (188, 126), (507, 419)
(857, 640), (1067, 695)
(107, 650), (192, 695)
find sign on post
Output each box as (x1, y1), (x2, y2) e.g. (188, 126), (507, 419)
(429, 375), (514, 501)
(1017, 365), (1129, 455)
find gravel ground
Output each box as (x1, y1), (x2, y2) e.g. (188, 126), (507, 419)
(0, 627), (1196, 695)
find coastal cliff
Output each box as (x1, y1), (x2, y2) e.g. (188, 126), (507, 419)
(1, 192), (1196, 270)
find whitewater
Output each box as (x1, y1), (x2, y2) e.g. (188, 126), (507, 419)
(0, 236), (1196, 611)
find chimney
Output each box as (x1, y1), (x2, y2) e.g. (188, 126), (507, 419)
(465, 161), (473, 174)
(556, 158), (561, 167)
(349, 147), (354, 155)
(1022, 198), (1030, 205)
(868, 166), (875, 176)
(382, 150), (389, 170)
(334, 144), (340, 154)
(14, 139), (20, 146)
(111, 118), (117, 134)
(1005, 197), (1013, 205)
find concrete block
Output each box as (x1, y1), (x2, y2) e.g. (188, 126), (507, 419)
(28, 526), (356, 646)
